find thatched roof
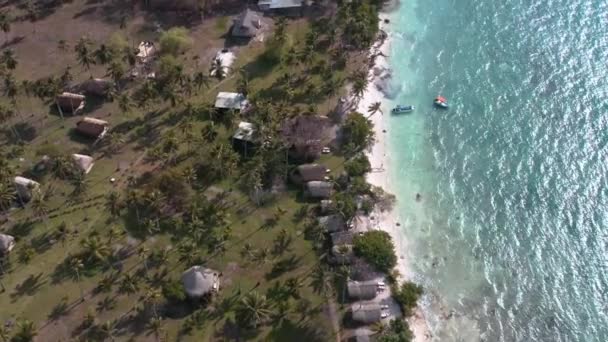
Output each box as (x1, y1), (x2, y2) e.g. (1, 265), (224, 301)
(347, 281), (378, 300)
(72, 154), (94, 174)
(318, 215), (346, 233)
(215, 92), (248, 110)
(258, 0), (303, 10)
(331, 231), (354, 246)
(351, 303), (382, 324)
(232, 9), (261, 38)
(350, 258), (384, 281)
(181, 266), (220, 298)
(80, 78), (112, 96)
(306, 181), (332, 199)
(290, 164), (326, 184)
(76, 117), (109, 139)
(281, 115), (334, 161)
(0, 234), (15, 254)
(13, 176), (39, 200)
(56, 92), (85, 113)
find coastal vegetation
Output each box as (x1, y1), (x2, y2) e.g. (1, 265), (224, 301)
(0, 0), (423, 340)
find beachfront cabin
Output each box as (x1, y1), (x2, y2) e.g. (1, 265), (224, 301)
(136, 41), (156, 64)
(318, 214), (346, 233)
(80, 78), (112, 97)
(290, 164), (327, 184)
(13, 176), (40, 202)
(214, 92), (248, 112)
(72, 154), (95, 174)
(351, 303), (382, 324)
(55, 92), (85, 115)
(181, 266), (220, 299)
(347, 280), (378, 300)
(76, 117), (109, 140)
(0, 234), (15, 255)
(331, 230), (355, 246)
(306, 181), (332, 199)
(232, 9), (262, 39)
(258, 0), (304, 16)
(281, 115), (334, 162)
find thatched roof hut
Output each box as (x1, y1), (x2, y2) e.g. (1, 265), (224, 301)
(347, 281), (378, 300)
(306, 181), (332, 199)
(13, 176), (39, 201)
(56, 92), (85, 114)
(281, 115), (334, 161)
(181, 266), (220, 298)
(80, 78), (112, 97)
(331, 231), (355, 246)
(76, 117), (109, 139)
(351, 303), (382, 324)
(72, 154), (94, 174)
(318, 215), (346, 233)
(290, 164), (326, 184)
(232, 9), (261, 38)
(0, 233), (15, 254)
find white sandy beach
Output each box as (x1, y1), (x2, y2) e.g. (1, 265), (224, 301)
(358, 15), (433, 342)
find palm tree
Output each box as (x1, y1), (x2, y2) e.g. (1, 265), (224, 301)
(0, 324), (9, 342)
(350, 70), (368, 100)
(119, 273), (140, 295)
(367, 101), (382, 118)
(181, 166), (197, 185)
(236, 69), (250, 96)
(0, 11), (10, 45)
(0, 104), (20, 141)
(105, 192), (122, 218)
(71, 172), (89, 197)
(254, 247), (270, 264)
(107, 60), (125, 87)
(1, 49), (17, 70)
(146, 317), (163, 341)
(69, 256), (85, 301)
(0, 181), (13, 212)
(211, 58), (225, 80)
(31, 191), (48, 222)
(116, 93), (132, 114)
(193, 71), (210, 91)
(75, 37), (95, 74)
(235, 291), (273, 329)
(310, 264), (331, 297)
(95, 321), (114, 341)
(80, 236), (110, 264)
(11, 319), (36, 342)
(95, 44), (113, 66)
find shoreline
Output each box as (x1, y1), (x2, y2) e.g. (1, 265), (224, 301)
(359, 13), (433, 342)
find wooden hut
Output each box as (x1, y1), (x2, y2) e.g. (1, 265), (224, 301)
(181, 266), (220, 299)
(13, 176), (39, 202)
(72, 154), (95, 174)
(76, 117), (109, 139)
(55, 92), (85, 115)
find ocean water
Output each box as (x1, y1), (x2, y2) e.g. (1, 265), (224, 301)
(384, 0), (608, 341)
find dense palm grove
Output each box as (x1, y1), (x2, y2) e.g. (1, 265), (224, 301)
(0, 0), (421, 341)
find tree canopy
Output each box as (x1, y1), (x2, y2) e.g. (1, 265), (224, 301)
(159, 27), (192, 56)
(342, 112), (374, 156)
(353, 230), (397, 272)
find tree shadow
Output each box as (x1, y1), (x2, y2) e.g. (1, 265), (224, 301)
(11, 272), (47, 301)
(266, 319), (327, 342)
(265, 254), (301, 280)
(7, 220), (36, 239)
(0, 36), (25, 49)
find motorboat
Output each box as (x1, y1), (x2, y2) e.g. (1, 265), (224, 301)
(391, 105), (415, 114)
(434, 96), (448, 108)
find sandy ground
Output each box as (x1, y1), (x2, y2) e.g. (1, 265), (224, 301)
(359, 15), (433, 342)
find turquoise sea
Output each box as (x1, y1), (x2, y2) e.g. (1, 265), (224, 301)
(384, 0), (608, 340)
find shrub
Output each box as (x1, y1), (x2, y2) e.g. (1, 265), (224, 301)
(344, 154), (371, 177)
(353, 230), (396, 272)
(162, 279), (186, 303)
(393, 281), (423, 316)
(159, 27), (192, 56)
(377, 318), (414, 342)
(333, 191), (357, 221)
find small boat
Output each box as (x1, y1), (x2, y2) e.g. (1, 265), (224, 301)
(434, 96), (448, 108)
(391, 105), (415, 114)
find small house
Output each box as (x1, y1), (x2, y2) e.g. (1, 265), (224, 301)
(214, 92), (248, 112)
(0, 234), (15, 255)
(80, 78), (112, 97)
(281, 115), (334, 162)
(331, 230), (354, 246)
(232, 9), (262, 39)
(290, 164), (327, 184)
(258, 0), (303, 16)
(137, 41), (156, 64)
(351, 303), (382, 324)
(181, 266), (220, 299)
(318, 214), (346, 233)
(76, 117), (109, 139)
(306, 181), (332, 199)
(13, 176), (40, 202)
(347, 281), (378, 300)
(210, 50), (236, 79)
(72, 154), (94, 174)
(55, 92), (85, 115)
